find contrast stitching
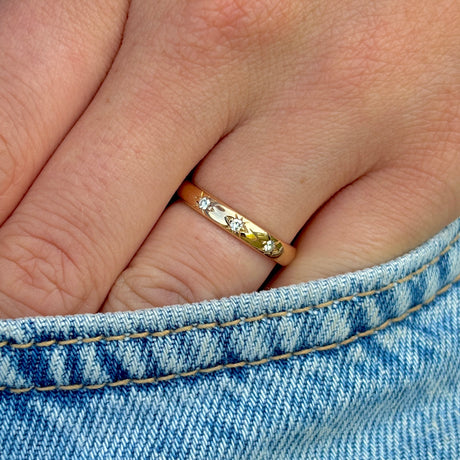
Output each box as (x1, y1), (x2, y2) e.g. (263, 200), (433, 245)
(2, 273), (459, 394)
(1, 232), (459, 350)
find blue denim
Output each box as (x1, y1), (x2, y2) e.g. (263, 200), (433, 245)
(0, 218), (459, 459)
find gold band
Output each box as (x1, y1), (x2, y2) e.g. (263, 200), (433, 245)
(177, 181), (296, 266)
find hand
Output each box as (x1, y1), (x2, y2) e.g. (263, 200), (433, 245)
(0, 0), (459, 318)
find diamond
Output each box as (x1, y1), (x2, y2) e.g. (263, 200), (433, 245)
(198, 197), (211, 210)
(229, 218), (244, 233)
(263, 240), (275, 253)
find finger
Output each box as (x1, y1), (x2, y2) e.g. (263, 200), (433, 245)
(0, 0), (128, 223)
(0, 2), (248, 318)
(101, 108), (375, 312)
(104, 0), (460, 309)
(267, 149), (460, 288)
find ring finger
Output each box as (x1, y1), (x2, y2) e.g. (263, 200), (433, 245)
(101, 103), (373, 312)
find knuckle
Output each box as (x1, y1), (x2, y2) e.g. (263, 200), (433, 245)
(107, 266), (194, 310)
(182, 0), (298, 52)
(0, 216), (93, 316)
(322, 22), (403, 94)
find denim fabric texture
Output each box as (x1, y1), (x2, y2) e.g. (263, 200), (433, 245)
(0, 217), (459, 459)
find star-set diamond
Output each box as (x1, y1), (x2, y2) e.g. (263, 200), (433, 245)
(229, 218), (244, 233)
(263, 239), (275, 253)
(198, 196), (211, 211)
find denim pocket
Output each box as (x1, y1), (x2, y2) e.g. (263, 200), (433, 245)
(1, 218), (459, 459)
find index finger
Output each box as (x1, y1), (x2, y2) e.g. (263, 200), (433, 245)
(0, 0), (128, 223)
(0, 2), (242, 318)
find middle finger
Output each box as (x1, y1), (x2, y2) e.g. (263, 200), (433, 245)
(0, 2), (248, 318)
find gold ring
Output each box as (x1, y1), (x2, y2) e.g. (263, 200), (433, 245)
(177, 181), (296, 266)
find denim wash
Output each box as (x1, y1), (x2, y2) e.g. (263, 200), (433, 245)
(0, 217), (459, 459)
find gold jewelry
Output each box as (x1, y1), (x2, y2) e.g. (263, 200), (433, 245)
(177, 181), (296, 266)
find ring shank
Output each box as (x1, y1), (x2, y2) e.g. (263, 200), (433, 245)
(177, 181), (296, 266)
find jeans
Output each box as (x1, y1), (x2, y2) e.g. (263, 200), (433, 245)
(0, 217), (459, 459)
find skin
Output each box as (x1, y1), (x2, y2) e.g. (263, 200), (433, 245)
(0, 0), (458, 319)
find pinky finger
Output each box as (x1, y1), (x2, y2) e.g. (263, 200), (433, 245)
(267, 158), (460, 288)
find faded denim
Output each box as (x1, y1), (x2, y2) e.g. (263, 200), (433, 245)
(0, 218), (459, 459)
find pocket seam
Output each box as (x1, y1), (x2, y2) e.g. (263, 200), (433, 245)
(2, 271), (459, 394)
(1, 231), (459, 350)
